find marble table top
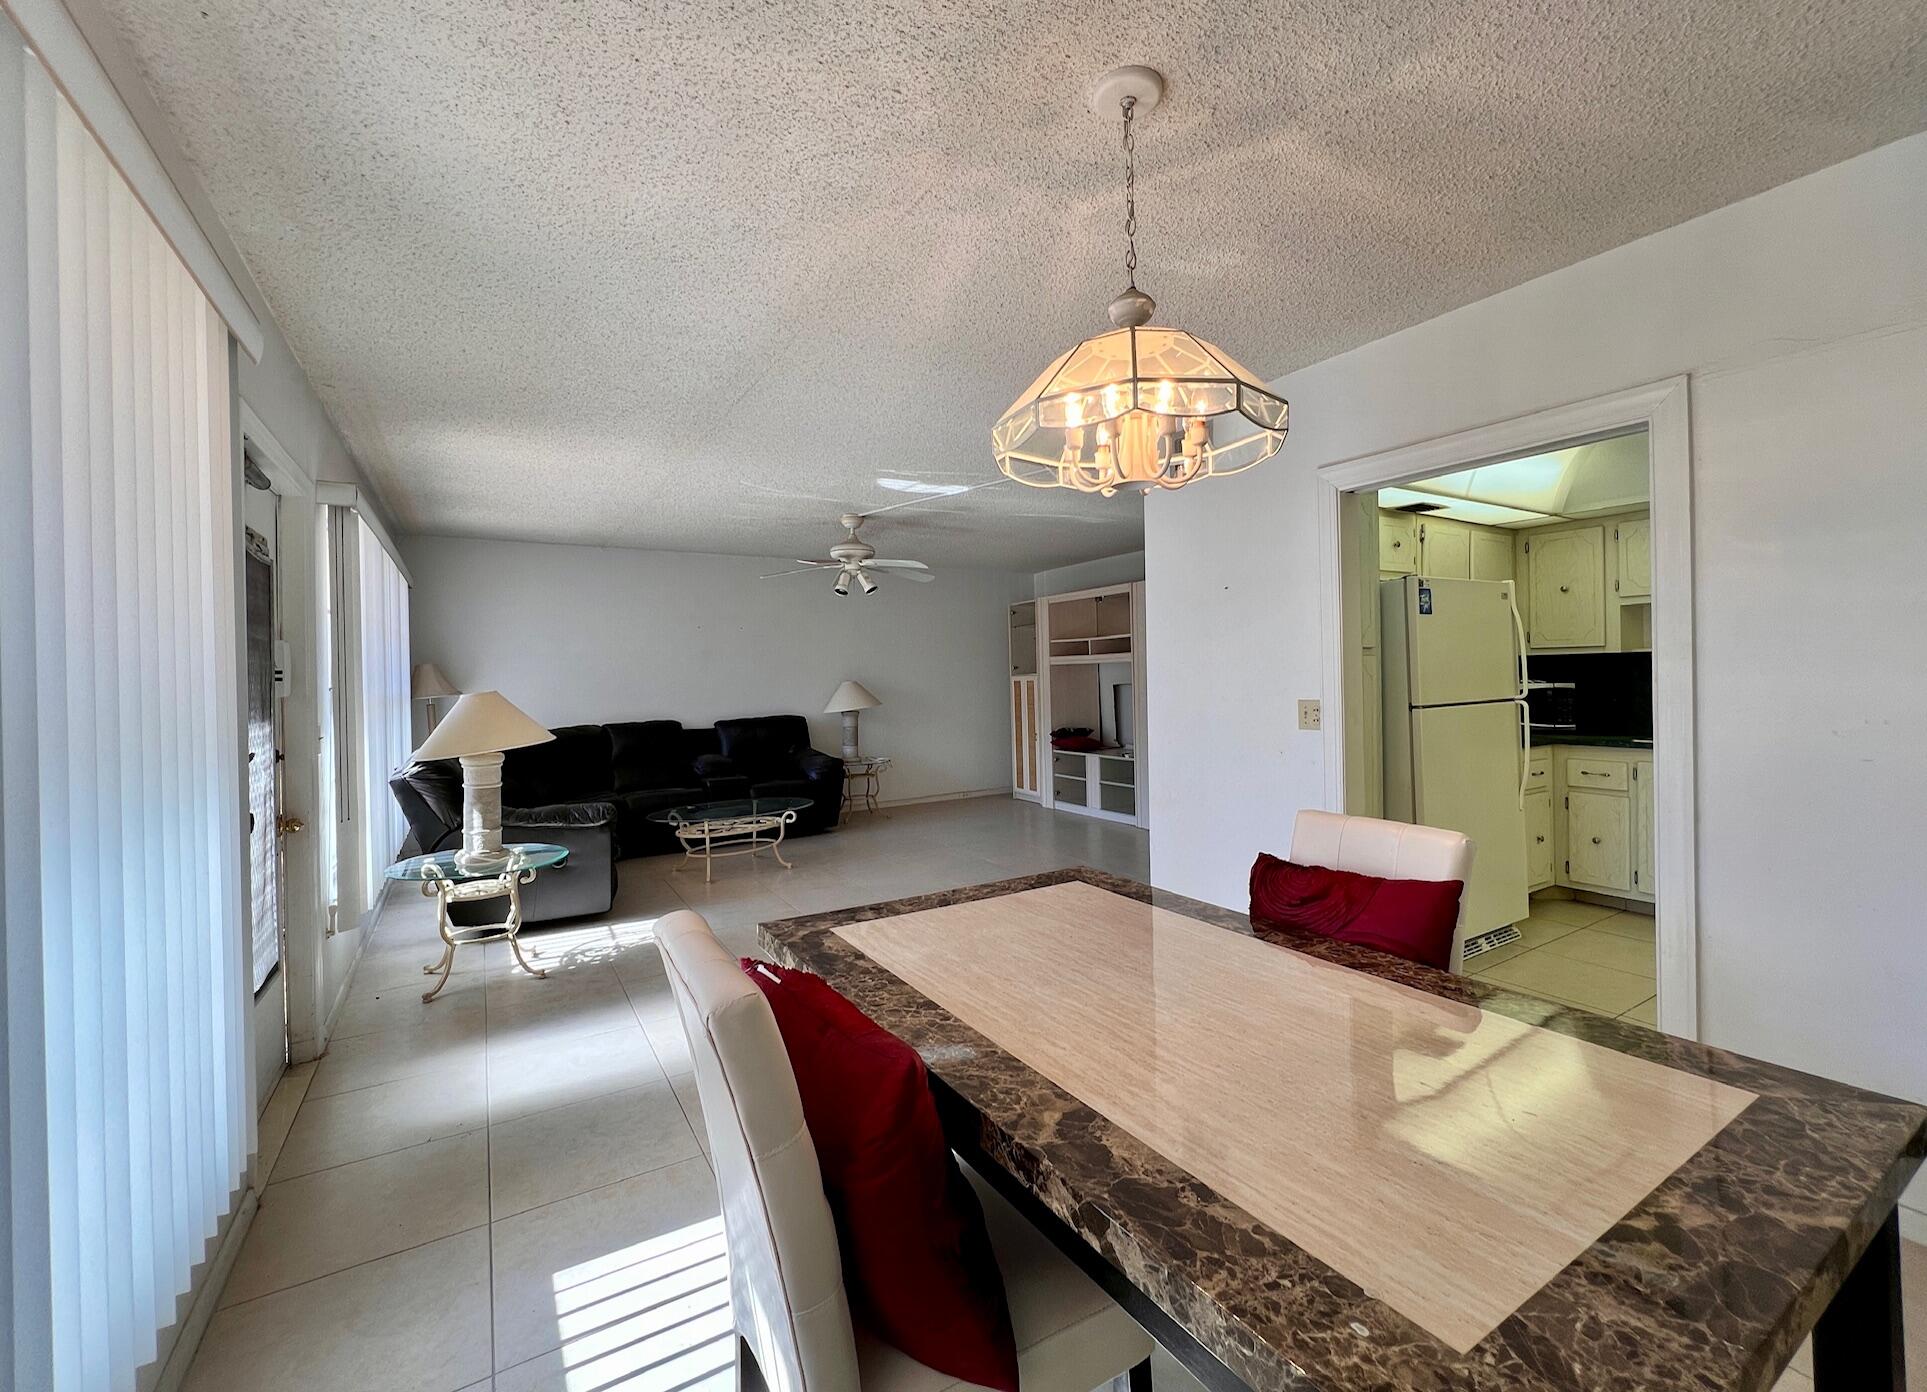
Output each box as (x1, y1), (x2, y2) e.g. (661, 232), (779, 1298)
(759, 867), (1925, 1392)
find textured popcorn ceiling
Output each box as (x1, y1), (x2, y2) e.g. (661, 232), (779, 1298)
(103, 0), (1927, 569)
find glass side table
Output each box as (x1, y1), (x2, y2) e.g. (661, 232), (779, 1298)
(842, 756), (891, 814)
(384, 842), (568, 1001)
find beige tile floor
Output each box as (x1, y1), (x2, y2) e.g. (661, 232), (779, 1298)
(1464, 894), (1661, 1025)
(190, 797), (1149, 1391)
(199, 803), (1919, 1390)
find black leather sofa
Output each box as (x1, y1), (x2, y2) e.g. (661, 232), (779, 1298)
(390, 715), (843, 926)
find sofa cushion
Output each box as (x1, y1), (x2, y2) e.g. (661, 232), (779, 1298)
(716, 715), (810, 778)
(748, 778), (816, 804)
(503, 724), (612, 806)
(608, 720), (689, 792)
(613, 787), (706, 856)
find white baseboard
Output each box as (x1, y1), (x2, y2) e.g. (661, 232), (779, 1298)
(147, 1185), (258, 1392)
(316, 909), (375, 1056)
(875, 786), (1010, 810)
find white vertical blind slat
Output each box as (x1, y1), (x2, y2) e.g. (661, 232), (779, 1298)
(4, 44), (250, 1390)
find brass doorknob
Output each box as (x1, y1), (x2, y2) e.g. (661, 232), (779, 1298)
(278, 815), (306, 836)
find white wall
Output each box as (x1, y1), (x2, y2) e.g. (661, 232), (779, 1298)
(1148, 135), (1927, 1133)
(407, 536), (1031, 804)
(1032, 550), (1146, 598)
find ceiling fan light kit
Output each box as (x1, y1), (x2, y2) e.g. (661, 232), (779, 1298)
(760, 513), (936, 594)
(993, 66), (1289, 497)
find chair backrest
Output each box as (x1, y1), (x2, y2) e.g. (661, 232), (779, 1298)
(1289, 810), (1477, 971)
(656, 911), (858, 1392)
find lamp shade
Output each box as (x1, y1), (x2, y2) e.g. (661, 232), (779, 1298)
(824, 680), (881, 714)
(411, 662), (460, 701)
(412, 690), (555, 761)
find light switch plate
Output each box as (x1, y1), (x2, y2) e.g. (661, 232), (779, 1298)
(1298, 699), (1322, 730)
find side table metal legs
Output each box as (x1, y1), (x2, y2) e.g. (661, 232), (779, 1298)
(419, 869), (547, 1002)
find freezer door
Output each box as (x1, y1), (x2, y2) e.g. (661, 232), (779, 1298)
(1411, 701), (1530, 940)
(1400, 576), (1520, 708)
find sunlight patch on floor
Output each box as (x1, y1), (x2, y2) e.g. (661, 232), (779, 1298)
(547, 1217), (734, 1390)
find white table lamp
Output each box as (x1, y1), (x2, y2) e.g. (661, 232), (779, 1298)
(412, 691), (554, 872)
(823, 680), (881, 760)
(412, 662), (461, 731)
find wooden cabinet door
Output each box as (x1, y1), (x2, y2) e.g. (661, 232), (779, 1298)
(1378, 510), (1417, 573)
(1616, 518), (1652, 599)
(1418, 519), (1471, 578)
(1566, 790), (1630, 892)
(1470, 529), (1514, 581)
(1010, 677), (1040, 798)
(1527, 525), (1605, 648)
(1632, 759), (1656, 897)
(1525, 787), (1554, 890)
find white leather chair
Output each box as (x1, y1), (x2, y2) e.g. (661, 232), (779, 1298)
(656, 909), (1154, 1392)
(1288, 809), (1476, 971)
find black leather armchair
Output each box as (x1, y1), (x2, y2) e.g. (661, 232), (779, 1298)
(388, 762), (618, 926)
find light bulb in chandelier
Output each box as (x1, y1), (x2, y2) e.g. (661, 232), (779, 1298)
(991, 66), (1287, 497)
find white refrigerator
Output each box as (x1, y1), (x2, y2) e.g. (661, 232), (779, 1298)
(1380, 575), (1530, 954)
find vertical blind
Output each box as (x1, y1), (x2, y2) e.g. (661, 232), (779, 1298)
(353, 515), (412, 916)
(319, 507), (411, 931)
(0, 41), (251, 1392)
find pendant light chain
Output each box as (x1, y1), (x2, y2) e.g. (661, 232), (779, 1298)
(1121, 95), (1138, 287)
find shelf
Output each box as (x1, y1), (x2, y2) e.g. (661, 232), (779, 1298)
(1098, 780), (1135, 789)
(1049, 652), (1133, 666)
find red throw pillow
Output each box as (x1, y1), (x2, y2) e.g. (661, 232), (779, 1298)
(741, 959), (1019, 1392)
(1249, 853), (1463, 969)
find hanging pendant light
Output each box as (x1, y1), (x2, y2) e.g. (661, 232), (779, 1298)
(992, 67), (1288, 497)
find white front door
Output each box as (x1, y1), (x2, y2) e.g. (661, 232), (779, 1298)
(243, 484), (287, 1114)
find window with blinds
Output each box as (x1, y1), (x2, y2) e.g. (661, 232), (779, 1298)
(0, 36), (251, 1392)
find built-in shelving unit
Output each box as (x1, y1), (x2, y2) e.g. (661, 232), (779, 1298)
(1009, 602), (1041, 801)
(1028, 582), (1146, 826)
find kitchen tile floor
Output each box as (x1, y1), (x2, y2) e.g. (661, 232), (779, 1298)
(190, 803), (1918, 1391)
(1465, 895), (1660, 1025)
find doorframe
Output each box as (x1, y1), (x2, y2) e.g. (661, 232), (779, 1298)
(238, 401), (331, 1065)
(1314, 376), (1698, 1038)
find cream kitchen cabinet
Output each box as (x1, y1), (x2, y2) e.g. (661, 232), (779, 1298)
(1417, 518), (1471, 577)
(1631, 755), (1656, 897)
(1470, 529), (1514, 582)
(1523, 523), (1606, 648)
(1378, 510), (1417, 574)
(1615, 518), (1652, 599)
(1525, 787), (1554, 891)
(1565, 789), (1630, 892)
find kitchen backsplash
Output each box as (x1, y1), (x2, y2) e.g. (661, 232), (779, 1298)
(1531, 652), (1653, 737)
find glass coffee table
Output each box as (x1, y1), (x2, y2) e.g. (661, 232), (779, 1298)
(647, 797), (812, 883)
(385, 842), (569, 1001)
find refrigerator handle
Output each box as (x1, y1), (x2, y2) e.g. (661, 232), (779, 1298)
(1506, 584), (1529, 698)
(1516, 699), (1531, 808)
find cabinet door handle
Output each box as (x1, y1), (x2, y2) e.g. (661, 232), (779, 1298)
(1591, 836), (1602, 845)
(1559, 584), (1571, 593)
(1535, 835), (1547, 843)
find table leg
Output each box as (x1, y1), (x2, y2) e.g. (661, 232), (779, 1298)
(422, 884), (459, 1003)
(704, 825), (714, 883)
(1813, 1208), (1904, 1392)
(503, 871), (547, 980)
(770, 816), (794, 870)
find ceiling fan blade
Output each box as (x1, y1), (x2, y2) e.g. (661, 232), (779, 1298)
(877, 567), (935, 582)
(864, 559), (929, 570)
(758, 566), (823, 579)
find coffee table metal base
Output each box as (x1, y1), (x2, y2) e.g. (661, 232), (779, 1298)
(671, 810), (798, 884)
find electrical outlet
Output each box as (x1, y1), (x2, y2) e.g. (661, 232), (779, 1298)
(1297, 699), (1322, 731)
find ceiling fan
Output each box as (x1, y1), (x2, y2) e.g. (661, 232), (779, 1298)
(759, 514), (935, 595)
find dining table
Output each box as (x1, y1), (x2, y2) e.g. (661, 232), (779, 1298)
(758, 867), (1924, 1392)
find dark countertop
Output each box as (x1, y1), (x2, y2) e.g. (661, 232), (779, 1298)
(1530, 732), (1654, 749)
(761, 867), (1925, 1392)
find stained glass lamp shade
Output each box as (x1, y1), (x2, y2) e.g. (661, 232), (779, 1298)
(992, 324), (1288, 496)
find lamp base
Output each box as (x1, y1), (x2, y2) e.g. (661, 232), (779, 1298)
(840, 709), (861, 761)
(458, 751), (509, 874)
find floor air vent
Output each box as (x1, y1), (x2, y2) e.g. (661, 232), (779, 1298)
(1460, 924), (1522, 961)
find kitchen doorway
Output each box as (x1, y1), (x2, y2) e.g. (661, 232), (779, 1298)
(1316, 379), (1697, 1036)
